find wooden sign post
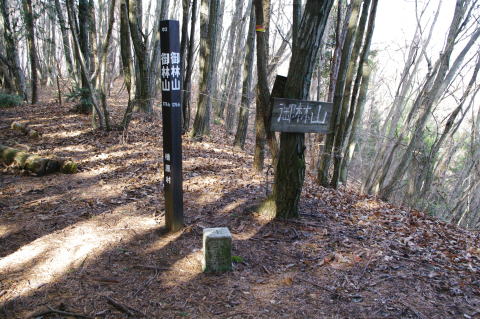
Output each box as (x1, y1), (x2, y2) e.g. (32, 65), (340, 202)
(160, 20), (183, 232)
(270, 98), (333, 133)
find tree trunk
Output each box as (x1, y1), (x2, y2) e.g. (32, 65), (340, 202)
(379, 0), (480, 200)
(215, 0), (243, 119)
(66, 0), (105, 128)
(180, 0), (190, 81)
(327, 0), (350, 102)
(182, 0), (198, 132)
(22, 0), (38, 104)
(225, 2), (249, 133)
(418, 55), (480, 199)
(234, 4), (255, 149)
(95, 0), (116, 131)
(147, 0), (170, 113)
(269, 0), (334, 219)
(267, 28), (292, 81)
(1, 0), (27, 100)
(120, 0), (136, 130)
(209, 0), (226, 122)
(191, 0), (223, 138)
(317, 0), (362, 187)
(253, 0), (271, 172)
(292, 0), (301, 49)
(340, 60), (372, 183)
(128, 0), (152, 113)
(332, 0), (378, 187)
(75, 0), (94, 114)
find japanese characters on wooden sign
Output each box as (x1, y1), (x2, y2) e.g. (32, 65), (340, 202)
(160, 20), (183, 232)
(270, 98), (333, 133)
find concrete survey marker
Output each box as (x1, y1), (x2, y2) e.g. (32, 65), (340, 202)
(202, 227), (232, 273)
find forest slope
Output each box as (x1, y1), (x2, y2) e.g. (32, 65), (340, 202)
(0, 93), (479, 318)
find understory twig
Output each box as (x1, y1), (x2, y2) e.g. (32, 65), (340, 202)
(104, 296), (145, 317)
(28, 305), (93, 319)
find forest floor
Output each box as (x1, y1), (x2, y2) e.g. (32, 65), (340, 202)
(0, 87), (480, 319)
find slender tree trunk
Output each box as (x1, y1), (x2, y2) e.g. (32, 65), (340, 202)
(74, 0), (94, 114)
(22, 0), (38, 104)
(120, 0), (136, 130)
(338, 0), (378, 185)
(66, 0), (105, 128)
(292, 0), (301, 49)
(379, 0), (480, 200)
(330, 0), (371, 188)
(253, 0), (272, 172)
(234, 3), (255, 149)
(225, 2), (249, 132)
(267, 28), (292, 76)
(191, 0), (223, 138)
(418, 56), (480, 199)
(327, 0), (350, 102)
(340, 61), (372, 183)
(216, 0), (243, 119)
(128, 0), (152, 113)
(317, 0), (362, 186)
(209, 0), (225, 121)
(362, 29), (421, 194)
(49, 6), (57, 87)
(182, 0), (198, 132)
(369, 1), (459, 196)
(180, 0), (190, 81)
(94, 0), (116, 131)
(0, 0), (27, 100)
(88, 0), (97, 81)
(147, 0), (170, 113)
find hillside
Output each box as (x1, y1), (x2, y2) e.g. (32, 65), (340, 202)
(1, 95), (480, 319)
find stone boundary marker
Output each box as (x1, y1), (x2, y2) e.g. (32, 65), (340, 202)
(202, 228), (232, 273)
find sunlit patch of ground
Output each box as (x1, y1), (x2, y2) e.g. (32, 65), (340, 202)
(0, 203), (158, 300)
(43, 129), (89, 139)
(0, 224), (16, 239)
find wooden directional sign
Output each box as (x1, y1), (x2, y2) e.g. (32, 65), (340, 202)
(270, 98), (333, 133)
(160, 20), (183, 232)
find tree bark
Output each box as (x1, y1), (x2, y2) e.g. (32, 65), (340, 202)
(317, 0), (362, 187)
(120, 0), (136, 130)
(327, 0), (350, 102)
(234, 4), (255, 149)
(66, 0), (105, 128)
(75, 0), (94, 114)
(225, 1), (249, 133)
(330, 0), (371, 188)
(267, 28), (292, 81)
(270, 0), (334, 218)
(182, 0), (198, 132)
(22, 0), (38, 104)
(209, 0), (226, 123)
(292, 0), (301, 49)
(191, 0), (223, 138)
(215, 0), (243, 119)
(253, 0), (271, 172)
(180, 0), (190, 81)
(147, 0), (170, 113)
(1, 0), (27, 100)
(128, 0), (152, 113)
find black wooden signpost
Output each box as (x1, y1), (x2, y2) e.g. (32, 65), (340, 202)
(160, 20), (183, 232)
(270, 98), (333, 133)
